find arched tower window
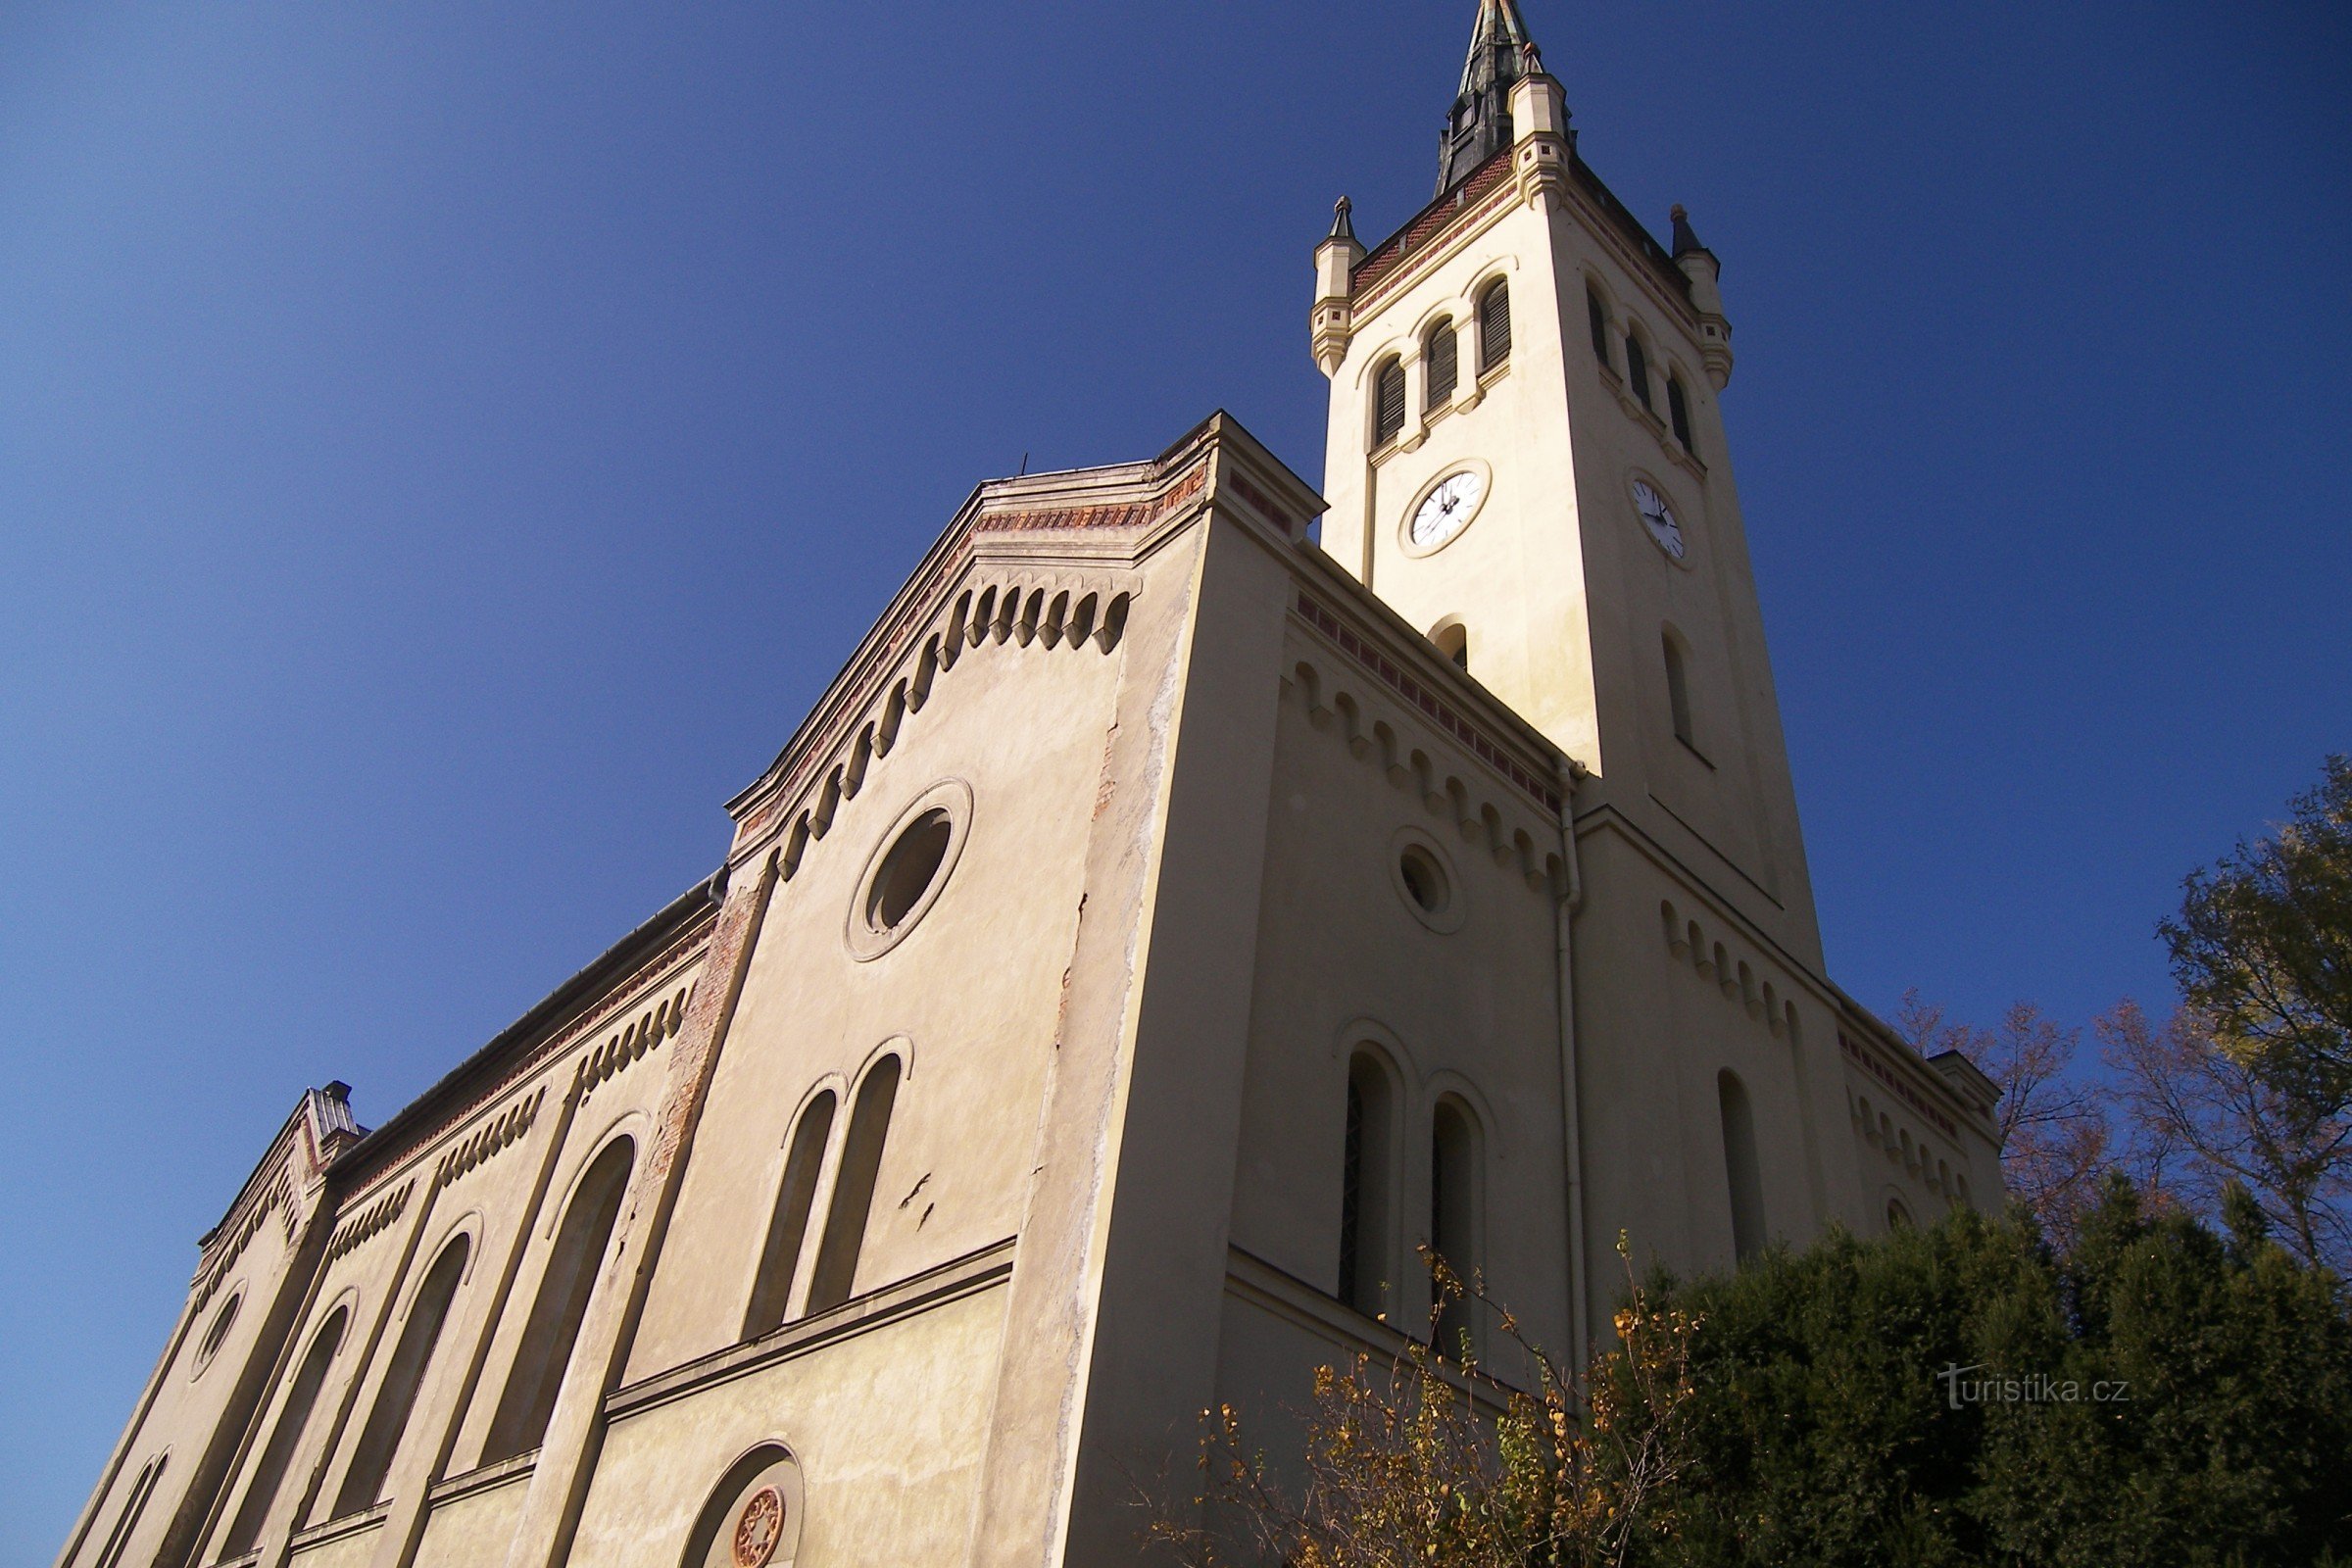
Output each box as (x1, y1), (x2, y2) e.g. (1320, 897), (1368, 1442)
(1667, 373), (1695, 454)
(481, 1137), (634, 1463)
(743, 1091), (838, 1338)
(1477, 280), (1511, 372)
(1337, 1053), (1396, 1316)
(333, 1235), (471, 1518)
(1625, 332), (1652, 411)
(1423, 318), (1458, 408)
(806, 1055), (902, 1313)
(220, 1306), (348, 1559)
(1718, 1070), (1766, 1263)
(1432, 620), (1469, 671)
(91, 1454), (167, 1568)
(1663, 628), (1696, 749)
(1372, 357), (1406, 447)
(1429, 1099), (1481, 1356)
(1586, 286), (1610, 368)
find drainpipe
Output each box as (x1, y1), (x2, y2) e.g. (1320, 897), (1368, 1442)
(1552, 756), (1591, 1378)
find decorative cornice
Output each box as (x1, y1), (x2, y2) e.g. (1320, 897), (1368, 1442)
(1292, 588), (1561, 813)
(435, 1087), (548, 1188)
(325, 1179), (414, 1264)
(1839, 1031), (1960, 1141)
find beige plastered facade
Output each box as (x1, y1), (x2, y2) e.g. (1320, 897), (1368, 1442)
(61, 62), (2001, 1568)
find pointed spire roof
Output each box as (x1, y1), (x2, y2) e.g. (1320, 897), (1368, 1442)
(1669, 203), (1704, 257)
(1437, 0), (1542, 194)
(1327, 195), (1358, 246)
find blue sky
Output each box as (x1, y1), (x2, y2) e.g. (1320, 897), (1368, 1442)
(3, 0), (2345, 1553)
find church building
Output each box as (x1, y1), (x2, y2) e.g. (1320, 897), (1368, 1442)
(60, 7), (2001, 1566)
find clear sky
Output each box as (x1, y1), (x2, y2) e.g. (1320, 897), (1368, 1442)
(3, 0), (2345, 1553)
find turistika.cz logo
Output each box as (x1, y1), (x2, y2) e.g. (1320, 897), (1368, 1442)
(1935, 1363), (2131, 1409)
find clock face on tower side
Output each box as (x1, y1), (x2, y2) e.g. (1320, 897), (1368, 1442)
(1632, 478), (1686, 561)
(1404, 466), (1489, 555)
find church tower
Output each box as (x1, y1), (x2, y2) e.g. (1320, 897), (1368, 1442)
(1315, 2), (1824, 974)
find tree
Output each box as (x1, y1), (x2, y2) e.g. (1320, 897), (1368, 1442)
(1150, 1245), (1701, 1568)
(1897, 993), (2109, 1245)
(1608, 1191), (2352, 1568)
(2101, 999), (2352, 1271)
(2160, 756), (2352, 1102)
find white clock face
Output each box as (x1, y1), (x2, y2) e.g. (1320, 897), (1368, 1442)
(1633, 478), (1686, 560)
(1408, 468), (1488, 551)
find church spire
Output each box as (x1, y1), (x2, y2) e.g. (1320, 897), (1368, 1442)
(1437, 0), (1538, 194)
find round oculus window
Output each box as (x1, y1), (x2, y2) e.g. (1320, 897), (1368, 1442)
(866, 810), (952, 932)
(846, 780), (971, 961)
(1398, 846), (1450, 915)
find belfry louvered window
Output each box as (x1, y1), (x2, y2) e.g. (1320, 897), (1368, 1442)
(1424, 320), (1458, 409)
(1477, 279), (1511, 371)
(1668, 374), (1695, 454)
(1626, 333), (1651, 411)
(1373, 357), (1406, 447)
(1587, 287), (1610, 368)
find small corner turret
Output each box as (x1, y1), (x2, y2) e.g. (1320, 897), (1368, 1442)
(1311, 196), (1363, 374)
(1670, 203), (1735, 388)
(1506, 42), (1571, 213)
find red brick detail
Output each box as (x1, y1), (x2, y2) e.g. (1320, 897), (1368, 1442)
(1839, 1032), (1959, 1139)
(1352, 151), (1517, 297)
(1293, 590), (1561, 812)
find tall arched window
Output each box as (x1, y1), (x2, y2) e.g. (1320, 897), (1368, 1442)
(1423, 318), (1458, 408)
(1667, 373), (1695, 454)
(1429, 1100), (1481, 1357)
(1718, 1071), (1766, 1263)
(220, 1307), (348, 1559)
(1337, 1053), (1396, 1316)
(1625, 333), (1651, 411)
(1372, 357), (1406, 447)
(91, 1454), (167, 1568)
(1663, 628), (1696, 749)
(1586, 286), (1610, 368)
(743, 1091), (838, 1338)
(481, 1137), (634, 1463)
(806, 1055), (902, 1313)
(333, 1235), (471, 1518)
(1477, 280), (1511, 372)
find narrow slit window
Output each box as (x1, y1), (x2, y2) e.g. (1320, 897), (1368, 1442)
(1337, 1053), (1394, 1315)
(1664, 630), (1695, 749)
(481, 1137), (634, 1464)
(1372, 358), (1406, 447)
(1626, 334), (1651, 410)
(806, 1056), (902, 1313)
(1477, 280), (1511, 371)
(742, 1091), (838, 1337)
(334, 1235), (470, 1518)
(1424, 320), (1458, 408)
(1720, 1071), (1766, 1262)
(1668, 375), (1695, 453)
(1586, 287), (1610, 368)
(1429, 1101), (1480, 1356)
(220, 1308), (348, 1559)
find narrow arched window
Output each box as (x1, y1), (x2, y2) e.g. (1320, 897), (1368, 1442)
(1432, 621), (1468, 671)
(193, 1291), (240, 1378)
(1586, 286), (1610, 368)
(1719, 1071), (1765, 1263)
(1372, 357), (1406, 447)
(743, 1091), (838, 1338)
(1667, 374), (1695, 454)
(1663, 629), (1695, 749)
(1625, 333), (1651, 411)
(1423, 319), (1458, 409)
(1477, 280), (1511, 371)
(220, 1307), (348, 1559)
(806, 1056), (902, 1312)
(333, 1235), (470, 1518)
(1429, 1100), (1480, 1356)
(1337, 1053), (1395, 1316)
(91, 1454), (167, 1568)
(481, 1137), (634, 1464)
